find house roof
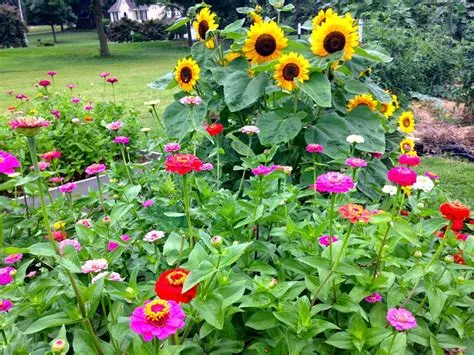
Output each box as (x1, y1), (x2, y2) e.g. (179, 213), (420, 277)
(108, 0), (137, 13)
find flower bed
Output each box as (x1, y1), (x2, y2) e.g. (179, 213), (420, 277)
(0, 3), (472, 354)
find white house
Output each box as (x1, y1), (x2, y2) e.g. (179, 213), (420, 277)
(107, 0), (183, 23)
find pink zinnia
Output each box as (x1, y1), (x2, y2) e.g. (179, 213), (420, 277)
(92, 271), (123, 284)
(106, 121), (122, 130)
(108, 241), (119, 252)
(319, 235), (338, 247)
(0, 151), (20, 175)
(58, 182), (77, 193)
(84, 105), (93, 111)
(240, 125), (260, 135)
(142, 200), (154, 208)
(85, 163), (106, 175)
(121, 234), (130, 242)
(4, 254), (22, 264)
(41, 150), (62, 161)
(50, 177), (65, 184)
(365, 292), (382, 303)
(8, 116), (50, 130)
(81, 259), (108, 274)
(71, 97), (80, 104)
(164, 143), (181, 153)
(130, 299), (185, 341)
(0, 267), (15, 286)
(144, 230), (165, 242)
(386, 308), (417, 331)
(306, 144), (324, 153)
(252, 165), (276, 176)
(51, 109), (60, 119)
(425, 171), (439, 180)
(58, 239), (82, 255)
(345, 157), (368, 168)
(312, 172), (355, 194)
(114, 136), (129, 144)
(370, 152), (383, 159)
(15, 93), (28, 100)
(0, 300), (13, 312)
(39, 79), (51, 87)
(30, 161), (50, 171)
(47, 71), (57, 77)
(77, 219), (92, 228)
(199, 163), (213, 171)
(179, 96), (202, 105)
(100, 72), (111, 78)
(107, 77), (118, 84)
(387, 166), (417, 186)
(67, 83), (76, 89)
(399, 154), (420, 167)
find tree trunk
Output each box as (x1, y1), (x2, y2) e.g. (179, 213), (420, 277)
(186, 22), (192, 47)
(60, 23), (64, 32)
(51, 24), (57, 43)
(91, 0), (111, 57)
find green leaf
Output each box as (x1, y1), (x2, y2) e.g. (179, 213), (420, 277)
(355, 47), (393, 63)
(223, 71), (269, 112)
(345, 79), (369, 94)
(222, 19), (245, 34)
(163, 232), (187, 266)
(381, 333), (406, 354)
(246, 311), (278, 330)
(166, 17), (190, 31)
(148, 72), (178, 91)
(392, 217), (420, 246)
(162, 101), (208, 139)
(365, 79), (392, 103)
(298, 72), (332, 107)
(299, 256), (331, 270)
(220, 242), (252, 268)
(436, 334), (465, 349)
(193, 294), (224, 330)
(163, 212), (186, 217)
(256, 110), (304, 146)
(236, 7), (254, 14)
(366, 328), (392, 347)
(24, 312), (81, 334)
(326, 331), (356, 350)
(182, 260), (214, 293)
(429, 335), (444, 355)
(28, 242), (56, 257)
(427, 287), (448, 321)
(344, 106), (386, 153)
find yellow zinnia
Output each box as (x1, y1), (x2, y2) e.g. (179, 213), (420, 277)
(347, 94), (378, 112)
(400, 138), (415, 154)
(175, 57), (200, 92)
(312, 8), (337, 28)
(273, 52), (310, 91)
(243, 21), (288, 64)
(379, 101), (395, 118)
(398, 111), (415, 133)
(310, 13), (359, 61)
(193, 7), (218, 49)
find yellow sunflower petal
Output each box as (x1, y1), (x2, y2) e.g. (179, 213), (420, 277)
(398, 111), (415, 133)
(273, 52), (310, 91)
(193, 7), (218, 43)
(312, 8), (337, 28)
(379, 101), (396, 118)
(249, 12), (263, 26)
(310, 13), (359, 61)
(347, 94), (378, 112)
(175, 57), (201, 92)
(243, 21), (288, 64)
(224, 52), (241, 66)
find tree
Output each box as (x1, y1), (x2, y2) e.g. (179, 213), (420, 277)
(90, 0), (111, 57)
(26, 0), (75, 42)
(0, 4), (27, 48)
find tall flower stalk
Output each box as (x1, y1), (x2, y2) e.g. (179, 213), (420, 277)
(182, 173), (193, 248)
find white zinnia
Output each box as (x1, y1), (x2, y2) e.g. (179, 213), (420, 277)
(412, 175), (434, 193)
(143, 230), (165, 242)
(240, 125), (260, 135)
(382, 185), (398, 196)
(346, 135), (365, 144)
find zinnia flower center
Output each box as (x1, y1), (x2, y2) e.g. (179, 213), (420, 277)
(176, 156), (190, 163)
(282, 63), (300, 81)
(0, 157), (4, 163)
(198, 20), (209, 40)
(166, 270), (187, 285)
(144, 300), (171, 327)
(180, 67), (193, 83)
(323, 31), (346, 53)
(255, 34), (277, 56)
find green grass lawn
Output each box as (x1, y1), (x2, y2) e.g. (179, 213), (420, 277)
(417, 156), (474, 207)
(0, 31), (189, 125)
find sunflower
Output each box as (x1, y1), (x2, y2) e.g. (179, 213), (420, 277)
(175, 57), (200, 92)
(398, 111), (415, 133)
(400, 138), (415, 154)
(243, 21), (288, 64)
(379, 101), (395, 118)
(310, 13), (359, 61)
(249, 11), (263, 26)
(312, 8), (337, 28)
(224, 52), (241, 66)
(386, 90), (400, 109)
(193, 8), (218, 49)
(359, 67), (372, 78)
(347, 94), (378, 112)
(273, 52), (310, 91)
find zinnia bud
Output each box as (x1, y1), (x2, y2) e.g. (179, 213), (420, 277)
(52, 339), (65, 353)
(414, 250), (422, 258)
(444, 255), (454, 264)
(211, 235), (222, 248)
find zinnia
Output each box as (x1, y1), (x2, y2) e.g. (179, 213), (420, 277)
(424, 171), (439, 180)
(312, 172), (354, 194)
(85, 163), (106, 175)
(8, 116), (50, 131)
(50, 177), (64, 184)
(240, 125), (260, 135)
(106, 121), (122, 130)
(0, 299), (13, 312)
(399, 154), (420, 167)
(107, 77), (118, 84)
(0, 151), (20, 175)
(319, 235), (338, 247)
(77, 219), (92, 228)
(205, 123), (224, 136)
(199, 163), (213, 171)
(365, 292), (382, 303)
(412, 176), (434, 193)
(0, 267), (15, 286)
(306, 144), (324, 153)
(144, 230), (165, 242)
(142, 200), (154, 208)
(48, 230), (67, 242)
(47, 71), (57, 77)
(114, 136), (129, 144)
(39, 80), (51, 87)
(100, 72), (110, 78)
(387, 166), (417, 186)
(130, 299), (185, 341)
(439, 202), (470, 221)
(382, 185), (397, 196)
(155, 268), (197, 303)
(179, 96), (202, 105)
(386, 308), (417, 331)
(91, 271), (123, 284)
(346, 135), (364, 144)
(58, 182), (77, 193)
(252, 165), (276, 176)
(165, 154), (203, 175)
(58, 239), (82, 255)
(164, 143), (181, 153)
(345, 157), (367, 168)
(30, 162), (50, 171)
(108, 241), (119, 252)
(338, 204), (371, 223)
(81, 259), (108, 274)
(50, 109), (60, 119)
(4, 254), (22, 264)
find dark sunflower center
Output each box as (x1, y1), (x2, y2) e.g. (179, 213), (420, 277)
(323, 31), (346, 53)
(180, 67), (192, 83)
(198, 20), (209, 40)
(403, 118), (411, 127)
(282, 63), (300, 81)
(255, 34), (277, 57)
(380, 104), (388, 113)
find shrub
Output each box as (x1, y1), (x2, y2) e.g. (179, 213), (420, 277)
(140, 19), (166, 41)
(108, 18), (166, 43)
(0, 4), (28, 48)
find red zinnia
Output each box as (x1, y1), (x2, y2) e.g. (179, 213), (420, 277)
(453, 251), (465, 265)
(47, 230), (67, 242)
(205, 123), (224, 136)
(338, 204), (371, 224)
(451, 219), (464, 232)
(39, 80), (51, 87)
(165, 154), (203, 175)
(155, 268), (197, 303)
(439, 202), (470, 221)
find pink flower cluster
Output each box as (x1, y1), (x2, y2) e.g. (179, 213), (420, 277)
(306, 144), (324, 153)
(0, 150), (20, 175)
(312, 172), (355, 194)
(81, 259), (108, 274)
(251, 165), (276, 176)
(106, 121), (122, 130)
(240, 125), (260, 135)
(179, 96), (202, 105)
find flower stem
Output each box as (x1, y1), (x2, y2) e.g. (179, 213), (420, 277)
(182, 173), (193, 248)
(237, 135), (253, 197)
(387, 332), (397, 354)
(96, 175), (107, 215)
(0, 329), (7, 344)
(216, 137), (221, 189)
(293, 90), (299, 114)
(120, 146), (134, 184)
(152, 105), (166, 134)
(372, 222), (392, 279)
(328, 193), (336, 265)
(0, 213), (3, 253)
(154, 338), (160, 353)
(67, 193), (77, 221)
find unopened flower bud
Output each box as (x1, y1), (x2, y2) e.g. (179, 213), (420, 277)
(211, 235), (222, 248)
(416, 202), (424, 209)
(444, 255), (454, 264)
(269, 278), (278, 288)
(52, 339), (65, 353)
(414, 250), (422, 258)
(113, 194), (119, 199)
(109, 178), (118, 183)
(457, 276), (464, 282)
(125, 287), (137, 300)
(232, 241), (239, 245)
(102, 216), (111, 224)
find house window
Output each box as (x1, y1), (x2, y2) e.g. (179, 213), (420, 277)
(112, 12), (119, 21)
(139, 10), (147, 21)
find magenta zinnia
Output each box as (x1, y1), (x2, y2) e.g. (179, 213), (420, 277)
(399, 154), (420, 167)
(0, 151), (20, 175)
(252, 165), (276, 176)
(8, 116), (50, 130)
(386, 308), (417, 331)
(85, 164), (106, 175)
(114, 136), (130, 144)
(58, 182), (77, 193)
(312, 172), (354, 193)
(130, 299), (185, 341)
(306, 144), (324, 153)
(345, 157), (367, 168)
(387, 166), (417, 186)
